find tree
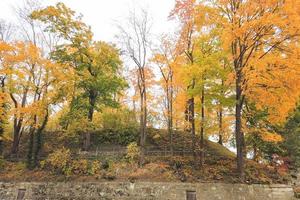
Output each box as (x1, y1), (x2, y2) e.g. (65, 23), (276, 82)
(170, 0), (199, 164)
(0, 21), (14, 155)
(117, 8), (152, 165)
(2, 0), (60, 157)
(152, 35), (182, 154)
(0, 40), (14, 155)
(171, 0), (234, 167)
(244, 103), (283, 162)
(171, 0), (300, 178)
(205, 0), (300, 178)
(32, 3), (126, 150)
(0, 41), (70, 166)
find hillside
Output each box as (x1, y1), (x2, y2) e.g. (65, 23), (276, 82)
(0, 129), (291, 184)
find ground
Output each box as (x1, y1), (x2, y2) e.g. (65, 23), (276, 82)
(0, 131), (291, 184)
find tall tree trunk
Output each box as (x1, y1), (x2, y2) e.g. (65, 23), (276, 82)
(26, 124), (35, 169)
(253, 143), (258, 162)
(169, 83), (174, 155)
(218, 78), (224, 146)
(218, 106), (223, 145)
(10, 86), (29, 156)
(11, 120), (22, 156)
(185, 97), (196, 164)
(235, 72), (245, 179)
(189, 98), (196, 161)
(139, 80), (147, 166)
(200, 86), (205, 167)
(84, 90), (97, 151)
(166, 81), (174, 155)
(33, 111), (48, 168)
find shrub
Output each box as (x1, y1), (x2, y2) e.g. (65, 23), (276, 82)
(91, 108), (139, 146)
(70, 159), (89, 175)
(89, 160), (101, 175)
(42, 148), (103, 176)
(126, 142), (140, 163)
(42, 148), (72, 175)
(91, 127), (138, 146)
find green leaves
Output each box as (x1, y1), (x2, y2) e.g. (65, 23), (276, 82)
(31, 3), (127, 122)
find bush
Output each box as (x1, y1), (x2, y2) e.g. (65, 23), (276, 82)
(90, 108), (139, 146)
(90, 160), (101, 175)
(41, 148), (72, 175)
(42, 148), (103, 176)
(126, 142), (140, 163)
(92, 127), (138, 146)
(70, 159), (89, 175)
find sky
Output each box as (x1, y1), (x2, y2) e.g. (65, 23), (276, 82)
(0, 0), (176, 43)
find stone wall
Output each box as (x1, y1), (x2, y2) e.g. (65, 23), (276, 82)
(0, 182), (296, 200)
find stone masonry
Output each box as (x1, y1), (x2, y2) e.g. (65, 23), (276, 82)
(0, 182), (296, 200)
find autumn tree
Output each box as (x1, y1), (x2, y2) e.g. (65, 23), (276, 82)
(198, 0), (300, 178)
(171, 0), (231, 167)
(170, 0), (199, 164)
(0, 42), (13, 155)
(152, 35), (183, 154)
(244, 104), (283, 162)
(0, 21), (14, 155)
(2, 0), (60, 157)
(31, 3), (126, 150)
(117, 8), (152, 165)
(0, 41), (70, 167)
(190, 32), (232, 166)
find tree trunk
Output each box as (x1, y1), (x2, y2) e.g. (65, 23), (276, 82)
(139, 95), (145, 166)
(200, 86), (205, 167)
(169, 84), (174, 155)
(167, 81), (174, 155)
(11, 120), (22, 156)
(218, 78), (224, 146)
(139, 81), (147, 166)
(188, 98), (197, 163)
(33, 111), (48, 168)
(83, 90), (97, 151)
(235, 73), (245, 179)
(253, 143), (258, 162)
(26, 127), (35, 169)
(218, 106), (223, 145)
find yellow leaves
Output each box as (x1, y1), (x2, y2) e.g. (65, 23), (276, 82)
(0, 40), (73, 131)
(0, 41), (13, 52)
(260, 131), (283, 143)
(246, 125), (283, 143)
(244, 48), (300, 124)
(0, 92), (8, 122)
(211, 0), (300, 125)
(32, 2), (93, 43)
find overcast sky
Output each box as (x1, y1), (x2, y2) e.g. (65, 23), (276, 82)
(0, 0), (176, 43)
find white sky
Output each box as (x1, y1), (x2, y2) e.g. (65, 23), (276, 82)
(0, 0), (176, 43)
